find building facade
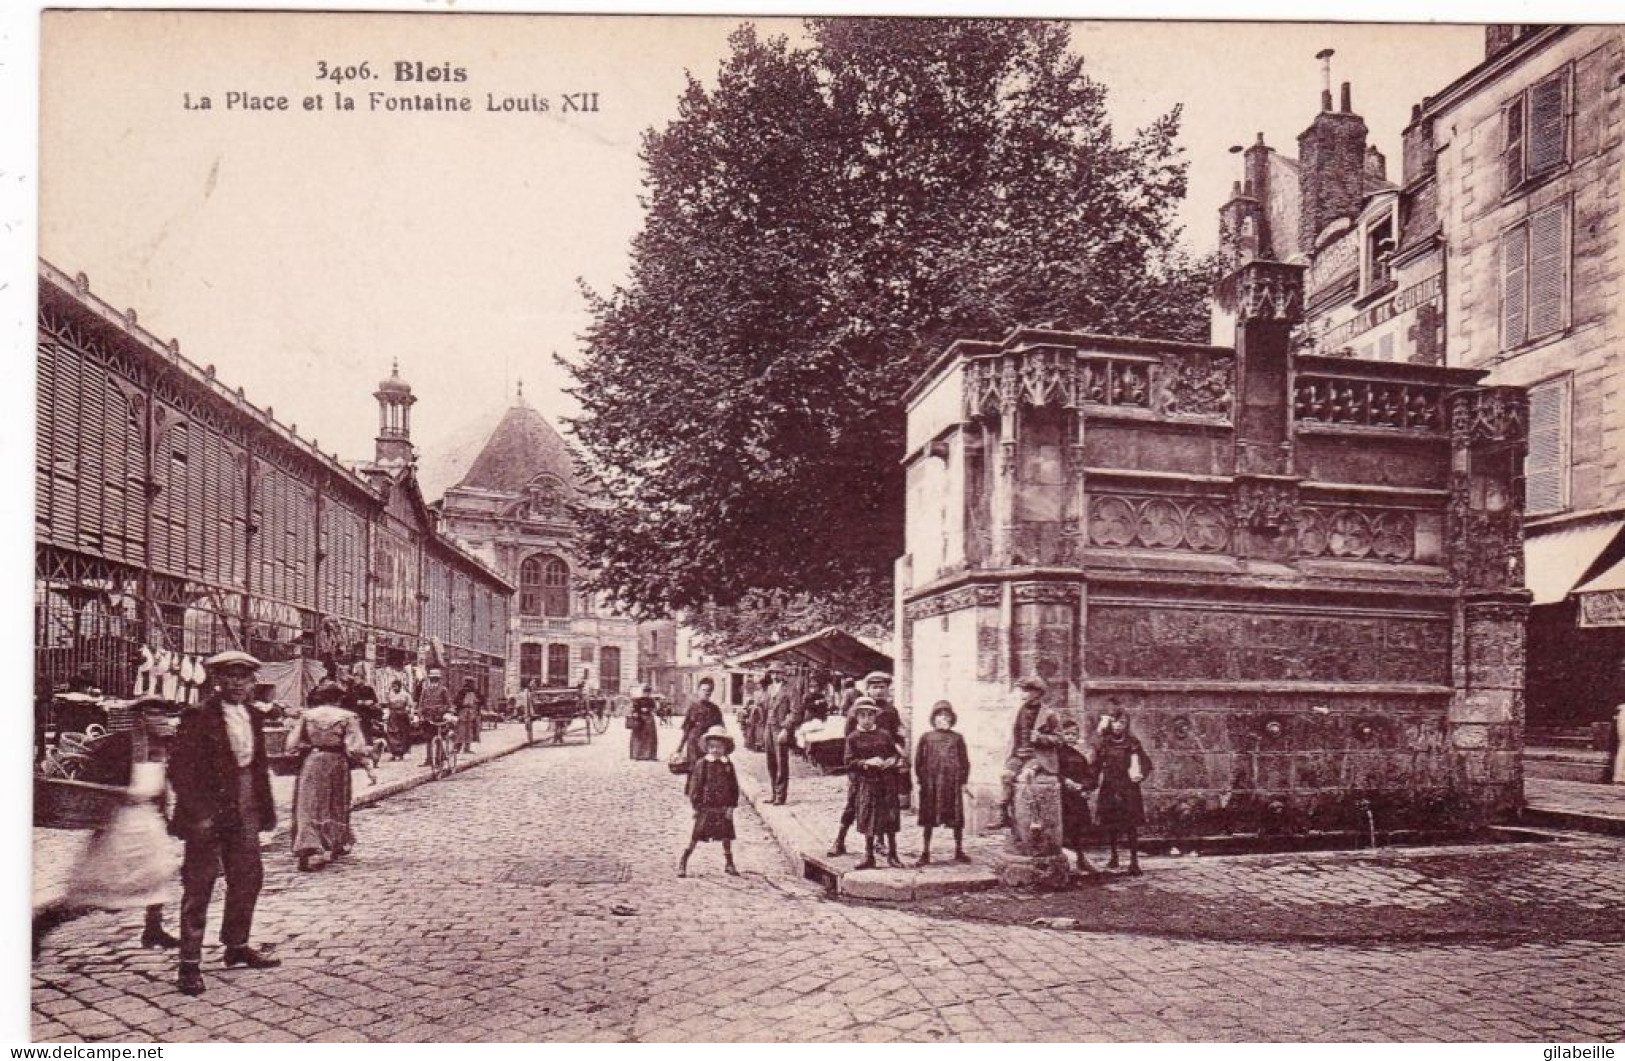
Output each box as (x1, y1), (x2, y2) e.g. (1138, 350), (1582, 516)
(35, 260), (511, 702)
(900, 261), (1530, 837)
(1223, 28), (1625, 730)
(433, 393), (642, 700)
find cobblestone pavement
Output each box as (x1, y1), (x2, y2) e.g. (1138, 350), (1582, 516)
(31, 731), (1625, 1043)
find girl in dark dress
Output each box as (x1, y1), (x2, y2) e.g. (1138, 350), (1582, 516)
(846, 699), (903, 869)
(913, 701), (971, 866)
(1057, 719), (1100, 876)
(1094, 706), (1153, 876)
(628, 687), (660, 761)
(679, 727), (739, 877)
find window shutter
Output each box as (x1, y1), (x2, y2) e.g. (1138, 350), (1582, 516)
(1524, 379), (1567, 515)
(1503, 96), (1526, 191)
(1527, 72), (1568, 177)
(1527, 203), (1568, 340)
(1502, 224), (1529, 348)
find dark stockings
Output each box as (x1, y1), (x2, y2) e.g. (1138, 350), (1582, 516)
(1106, 829), (1142, 874)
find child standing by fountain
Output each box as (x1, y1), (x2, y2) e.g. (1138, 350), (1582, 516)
(1094, 706), (1152, 876)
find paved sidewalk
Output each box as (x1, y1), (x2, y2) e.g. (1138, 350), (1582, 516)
(729, 723), (1001, 900)
(1523, 777), (1625, 835)
(33, 720), (551, 909)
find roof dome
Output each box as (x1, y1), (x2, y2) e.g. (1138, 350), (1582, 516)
(377, 360), (412, 396)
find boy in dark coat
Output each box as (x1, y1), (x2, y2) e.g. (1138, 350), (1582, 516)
(679, 727), (740, 877)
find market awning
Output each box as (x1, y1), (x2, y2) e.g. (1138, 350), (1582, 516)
(1525, 519), (1625, 605)
(726, 626), (891, 678)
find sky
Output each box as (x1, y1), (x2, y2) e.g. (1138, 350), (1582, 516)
(38, 13), (1485, 499)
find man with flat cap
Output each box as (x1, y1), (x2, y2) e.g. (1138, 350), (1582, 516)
(168, 650), (281, 996)
(761, 666), (802, 804)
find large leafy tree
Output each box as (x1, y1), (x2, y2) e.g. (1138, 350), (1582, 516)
(567, 18), (1212, 638)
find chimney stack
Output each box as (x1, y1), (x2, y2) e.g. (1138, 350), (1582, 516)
(1297, 51), (1369, 255)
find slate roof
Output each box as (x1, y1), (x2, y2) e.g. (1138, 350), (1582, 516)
(455, 401), (579, 496)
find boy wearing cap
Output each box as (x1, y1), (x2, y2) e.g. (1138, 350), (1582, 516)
(999, 676), (1063, 829)
(168, 651), (281, 996)
(679, 727), (740, 877)
(845, 698), (903, 869)
(828, 671), (901, 857)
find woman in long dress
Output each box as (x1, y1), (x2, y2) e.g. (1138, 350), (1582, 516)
(677, 677), (725, 768)
(382, 680), (413, 761)
(288, 681), (370, 872)
(628, 686), (660, 761)
(454, 679), (483, 754)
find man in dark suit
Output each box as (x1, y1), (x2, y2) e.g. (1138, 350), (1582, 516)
(762, 666), (802, 804)
(168, 650), (281, 996)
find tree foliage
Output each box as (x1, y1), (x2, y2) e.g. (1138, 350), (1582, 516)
(566, 18), (1213, 640)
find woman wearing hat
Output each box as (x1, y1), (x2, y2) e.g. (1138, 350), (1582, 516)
(627, 684), (660, 761)
(845, 698), (903, 869)
(287, 680), (371, 872)
(678, 726), (739, 877)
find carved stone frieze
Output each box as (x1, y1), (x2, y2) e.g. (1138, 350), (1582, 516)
(1217, 260), (1305, 323)
(1296, 507), (1417, 563)
(1085, 605), (1452, 685)
(1012, 581), (1082, 605)
(1294, 376), (1445, 433)
(1232, 478), (1300, 534)
(1088, 494), (1231, 554)
(905, 583), (1001, 622)
(1451, 387), (1529, 444)
(1152, 352), (1235, 419)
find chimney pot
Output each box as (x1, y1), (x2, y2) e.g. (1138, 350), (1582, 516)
(1340, 82), (1353, 113)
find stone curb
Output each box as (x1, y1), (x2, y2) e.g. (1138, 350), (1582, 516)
(729, 725), (999, 902)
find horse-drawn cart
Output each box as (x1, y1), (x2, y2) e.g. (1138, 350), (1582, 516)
(527, 686), (611, 745)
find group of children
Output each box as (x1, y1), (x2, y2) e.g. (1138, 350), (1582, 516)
(675, 685), (1153, 879)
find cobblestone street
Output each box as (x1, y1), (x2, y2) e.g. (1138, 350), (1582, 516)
(31, 732), (1625, 1043)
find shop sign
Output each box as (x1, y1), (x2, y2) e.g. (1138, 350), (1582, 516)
(1579, 589), (1625, 628)
(1322, 273), (1443, 350)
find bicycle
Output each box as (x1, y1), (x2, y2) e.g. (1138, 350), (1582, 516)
(425, 718), (460, 780)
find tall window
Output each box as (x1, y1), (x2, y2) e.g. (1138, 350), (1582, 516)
(546, 644), (570, 687)
(1525, 376), (1571, 516)
(519, 554), (571, 617)
(1361, 207), (1396, 295)
(1501, 201), (1569, 350)
(600, 646), (622, 695)
(520, 643), (544, 686)
(1503, 68), (1569, 193)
